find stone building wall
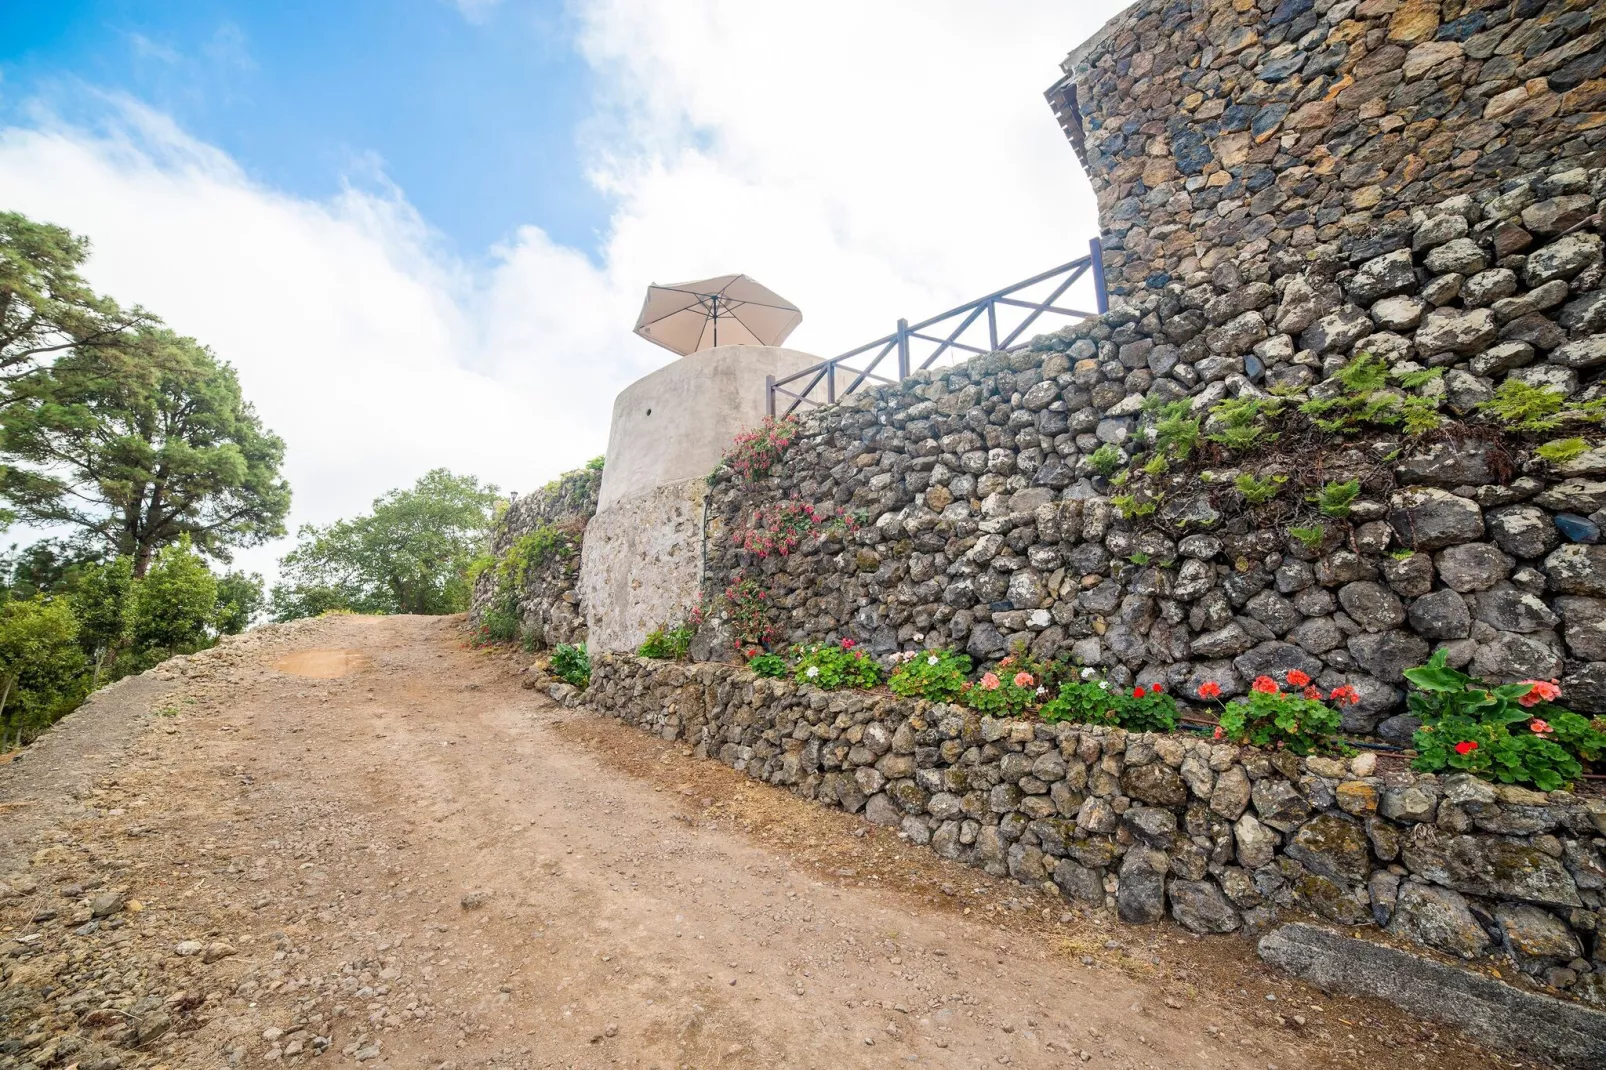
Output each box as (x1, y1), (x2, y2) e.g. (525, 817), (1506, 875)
(584, 654), (1606, 1005)
(1046, 0), (1606, 298)
(470, 464), (601, 649)
(701, 166), (1606, 734)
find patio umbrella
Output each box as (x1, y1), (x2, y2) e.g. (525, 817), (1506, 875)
(633, 274), (802, 356)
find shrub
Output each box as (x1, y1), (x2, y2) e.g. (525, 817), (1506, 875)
(1211, 671), (1348, 755)
(551, 643), (590, 689)
(743, 649), (788, 677)
(0, 596), (88, 748)
(1041, 672), (1179, 732)
(960, 665), (1040, 717)
(794, 639), (882, 690)
(888, 649), (972, 702)
(1478, 381), (1606, 433)
(720, 571), (776, 648)
(722, 417), (799, 481)
(1404, 649), (1606, 791)
(129, 537), (218, 660)
(638, 621), (695, 660)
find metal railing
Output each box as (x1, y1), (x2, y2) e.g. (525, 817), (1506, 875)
(766, 238), (1107, 417)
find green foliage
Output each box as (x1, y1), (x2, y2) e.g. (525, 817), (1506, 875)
(638, 621), (695, 661)
(1151, 400), (1201, 461)
(1300, 354), (1443, 435)
(0, 329), (290, 575)
(794, 640), (882, 690)
(585, 455), (605, 472)
(1217, 676), (1344, 755)
(550, 643), (591, 689)
(1404, 648), (1605, 791)
(1110, 493), (1158, 519)
(70, 556), (132, 680)
(128, 537), (218, 660)
(1206, 396), (1280, 452)
(1128, 551), (1150, 566)
(0, 596), (87, 748)
(1478, 380), (1606, 433)
(0, 211), (153, 410)
(1536, 437), (1589, 464)
(744, 651), (788, 678)
(888, 649), (973, 702)
(1087, 443), (1123, 477)
(1314, 479), (1360, 518)
(1234, 472), (1285, 505)
(1289, 524), (1327, 551)
(273, 469), (498, 620)
(213, 570), (264, 635)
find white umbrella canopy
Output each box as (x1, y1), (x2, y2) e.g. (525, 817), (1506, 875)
(633, 274), (802, 356)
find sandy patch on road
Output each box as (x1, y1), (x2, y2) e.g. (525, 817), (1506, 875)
(271, 648), (371, 678)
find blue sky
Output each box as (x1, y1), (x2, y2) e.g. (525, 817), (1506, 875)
(2, 0), (611, 257)
(0, 0), (1122, 579)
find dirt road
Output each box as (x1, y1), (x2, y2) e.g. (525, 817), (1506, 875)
(0, 615), (1508, 1070)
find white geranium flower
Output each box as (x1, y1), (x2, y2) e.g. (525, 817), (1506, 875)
(927, 655), (940, 666)
(1081, 667), (1096, 680)
(1036, 686), (1048, 696)
(1098, 681), (1109, 690)
(806, 666), (820, 678)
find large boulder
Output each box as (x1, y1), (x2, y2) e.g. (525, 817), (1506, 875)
(1387, 881), (1491, 959)
(1388, 487), (1483, 550)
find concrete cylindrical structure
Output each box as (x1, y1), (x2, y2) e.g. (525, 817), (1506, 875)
(579, 345), (819, 652)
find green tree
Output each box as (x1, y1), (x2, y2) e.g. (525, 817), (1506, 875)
(213, 569), (265, 635)
(0, 330), (291, 576)
(272, 469), (497, 619)
(1, 211), (151, 406)
(70, 556), (133, 684)
(0, 596), (86, 748)
(128, 537), (217, 658)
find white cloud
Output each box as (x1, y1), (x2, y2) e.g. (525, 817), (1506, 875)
(0, 1), (1125, 582)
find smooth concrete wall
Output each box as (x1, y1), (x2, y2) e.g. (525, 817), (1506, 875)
(582, 344), (820, 652)
(597, 345), (819, 510)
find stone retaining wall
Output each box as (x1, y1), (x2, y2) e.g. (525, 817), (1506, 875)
(583, 653), (1606, 1005)
(702, 164), (1606, 734)
(1048, 0), (1606, 298)
(470, 464), (600, 649)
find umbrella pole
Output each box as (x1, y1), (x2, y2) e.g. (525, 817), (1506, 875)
(712, 295), (718, 348)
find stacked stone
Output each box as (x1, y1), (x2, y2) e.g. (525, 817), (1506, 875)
(469, 465), (600, 649)
(585, 653), (1606, 1002)
(1052, 0), (1606, 298)
(704, 167), (1606, 729)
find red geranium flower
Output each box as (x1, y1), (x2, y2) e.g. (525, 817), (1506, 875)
(1329, 685), (1360, 706)
(980, 672), (1001, 691)
(1302, 685), (1322, 701)
(1454, 740), (1478, 756)
(1286, 669), (1311, 688)
(1517, 679), (1561, 707)
(1198, 681), (1222, 700)
(1132, 686), (1146, 698)
(1251, 675), (1279, 694)
(1212, 726), (1224, 740)
(840, 638), (856, 650)
(1014, 671), (1034, 689)
(1150, 683), (1163, 694)
(1530, 719), (1551, 734)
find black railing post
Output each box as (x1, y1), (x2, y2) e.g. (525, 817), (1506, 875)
(987, 300), (999, 352)
(765, 374), (775, 417)
(1090, 236), (1108, 315)
(896, 318), (910, 380)
(827, 363), (836, 404)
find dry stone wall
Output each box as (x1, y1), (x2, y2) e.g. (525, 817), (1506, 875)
(702, 165), (1606, 736)
(470, 465), (600, 649)
(584, 654), (1606, 1004)
(1049, 0), (1606, 298)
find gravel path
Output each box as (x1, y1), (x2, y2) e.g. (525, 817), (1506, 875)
(0, 615), (1512, 1070)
